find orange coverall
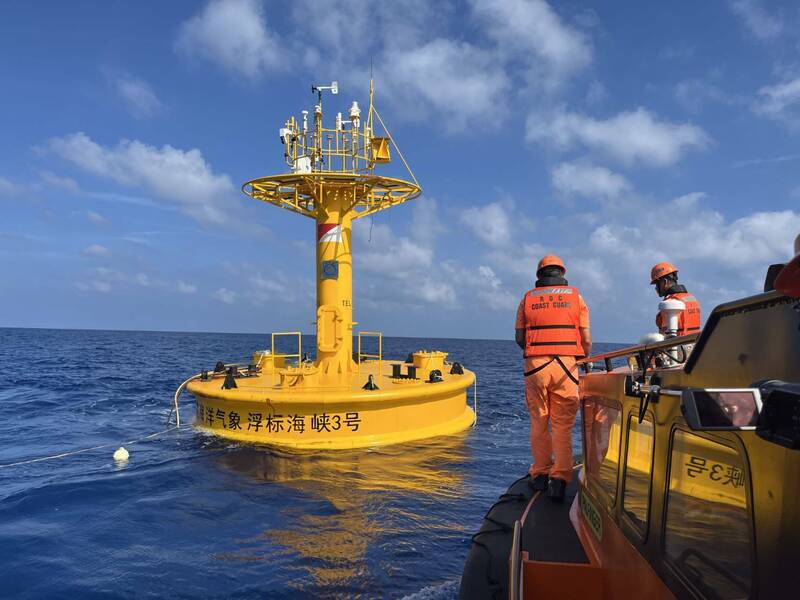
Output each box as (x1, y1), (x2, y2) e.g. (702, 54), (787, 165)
(516, 296), (590, 482)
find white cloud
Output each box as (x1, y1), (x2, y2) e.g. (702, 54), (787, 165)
(114, 75), (165, 118)
(172, 0), (593, 132)
(410, 197), (447, 245)
(357, 222), (434, 273)
(585, 80), (607, 105)
(732, 153), (800, 168)
(352, 217), (458, 308)
(290, 0), (438, 80)
(76, 267), (126, 293)
(487, 241), (548, 280)
(213, 287), (237, 304)
(460, 202), (512, 247)
(674, 79), (738, 112)
(135, 273), (151, 287)
(249, 272), (289, 298)
(526, 107), (710, 166)
(86, 210), (107, 224)
(551, 162), (631, 199)
(469, 0), (591, 89)
(671, 191), (705, 209)
(417, 277), (457, 305)
(381, 39), (510, 131)
(567, 257), (612, 293)
(285, 1), (509, 129)
(589, 198), (800, 270)
(75, 267), (173, 294)
(659, 42), (696, 61)
(82, 244), (110, 257)
(474, 265), (517, 310)
(730, 0), (783, 40)
(48, 132), (240, 227)
(466, 188), (800, 342)
(681, 209), (800, 266)
(172, 0), (591, 131)
(753, 78), (800, 127)
(77, 279), (112, 293)
(219, 265), (313, 308)
(176, 0), (285, 79)
(40, 171), (80, 193)
(177, 280), (198, 294)
(348, 199), (495, 311)
(0, 176), (23, 197)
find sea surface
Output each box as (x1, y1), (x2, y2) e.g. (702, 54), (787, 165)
(0, 328), (621, 599)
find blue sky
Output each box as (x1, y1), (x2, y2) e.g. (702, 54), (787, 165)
(1, 0), (799, 343)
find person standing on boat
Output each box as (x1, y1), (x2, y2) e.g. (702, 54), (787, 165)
(650, 262), (702, 336)
(515, 255), (592, 502)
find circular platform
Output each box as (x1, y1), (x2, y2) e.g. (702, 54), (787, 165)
(243, 172), (421, 220)
(187, 359), (476, 450)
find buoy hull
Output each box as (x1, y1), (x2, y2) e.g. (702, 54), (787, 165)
(187, 361), (476, 449)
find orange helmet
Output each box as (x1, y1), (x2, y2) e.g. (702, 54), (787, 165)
(650, 261), (678, 284)
(538, 254), (565, 273)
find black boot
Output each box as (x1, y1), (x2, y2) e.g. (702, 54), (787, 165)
(547, 478), (566, 503)
(529, 474), (549, 492)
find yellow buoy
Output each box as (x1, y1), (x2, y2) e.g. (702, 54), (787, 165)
(186, 80), (476, 449)
(113, 447), (129, 461)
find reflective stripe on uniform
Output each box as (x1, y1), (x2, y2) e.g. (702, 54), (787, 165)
(529, 287), (574, 296)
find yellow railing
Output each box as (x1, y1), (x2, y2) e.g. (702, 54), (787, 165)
(287, 123), (376, 174)
(357, 331), (382, 375)
(271, 332), (302, 369)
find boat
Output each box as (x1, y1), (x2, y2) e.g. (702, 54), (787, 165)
(460, 244), (800, 599)
(175, 81), (476, 449)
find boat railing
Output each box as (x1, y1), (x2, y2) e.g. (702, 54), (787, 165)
(578, 333), (699, 373)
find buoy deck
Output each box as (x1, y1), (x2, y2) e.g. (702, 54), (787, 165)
(188, 359), (476, 449)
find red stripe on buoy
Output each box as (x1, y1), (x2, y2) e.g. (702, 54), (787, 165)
(317, 223), (337, 241)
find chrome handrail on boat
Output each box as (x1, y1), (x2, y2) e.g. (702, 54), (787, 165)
(577, 333), (699, 372)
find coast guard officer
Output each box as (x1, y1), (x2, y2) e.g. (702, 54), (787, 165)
(515, 255), (591, 502)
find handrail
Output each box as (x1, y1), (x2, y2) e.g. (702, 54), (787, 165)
(577, 333), (699, 372)
(583, 290), (789, 374)
(271, 331), (302, 369)
(357, 331), (382, 375)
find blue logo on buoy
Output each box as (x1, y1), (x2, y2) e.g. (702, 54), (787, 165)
(322, 260), (339, 280)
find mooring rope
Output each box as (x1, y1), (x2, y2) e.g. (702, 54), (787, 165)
(168, 373), (205, 427)
(2, 367), (227, 470)
(0, 426), (180, 470)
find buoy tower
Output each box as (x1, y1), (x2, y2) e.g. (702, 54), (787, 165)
(186, 81), (476, 449)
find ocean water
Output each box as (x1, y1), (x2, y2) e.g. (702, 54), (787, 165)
(0, 328), (620, 599)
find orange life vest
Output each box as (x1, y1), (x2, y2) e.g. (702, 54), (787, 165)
(523, 285), (584, 357)
(656, 291), (702, 335)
